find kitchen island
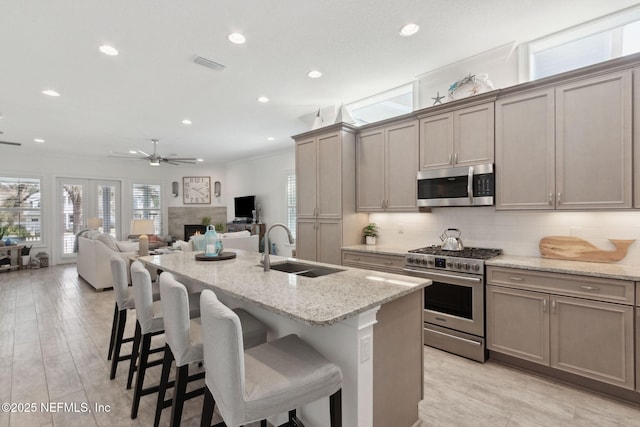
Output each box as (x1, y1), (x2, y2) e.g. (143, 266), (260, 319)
(138, 249), (429, 427)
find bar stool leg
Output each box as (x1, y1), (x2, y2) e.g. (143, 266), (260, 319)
(201, 386), (216, 427)
(169, 363), (189, 427)
(127, 321), (142, 389)
(109, 309), (127, 380)
(329, 389), (342, 427)
(154, 345), (173, 427)
(108, 303), (118, 360)
(131, 332), (151, 419)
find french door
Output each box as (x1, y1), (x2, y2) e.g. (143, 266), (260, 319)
(57, 178), (121, 262)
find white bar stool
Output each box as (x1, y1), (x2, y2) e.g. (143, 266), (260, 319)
(128, 260), (201, 419)
(199, 289), (343, 427)
(107, 255), (160, 380)
(154, 272), (268, 427)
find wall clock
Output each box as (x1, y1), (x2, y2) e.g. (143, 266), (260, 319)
(183, 176), (211, 204)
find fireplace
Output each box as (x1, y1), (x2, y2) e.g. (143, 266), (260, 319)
(184, 224), (206, 241)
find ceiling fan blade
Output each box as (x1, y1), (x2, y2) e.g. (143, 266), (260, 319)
(108, 154), (145, 159)
(168, 157), (198, 161)
(137, 150), (150, 157)
(0, 140), (21, 146)
(163, 153), (178, 158)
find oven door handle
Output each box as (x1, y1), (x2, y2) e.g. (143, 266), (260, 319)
(402, 268), (482, 284)
(427, 328), (482, 347)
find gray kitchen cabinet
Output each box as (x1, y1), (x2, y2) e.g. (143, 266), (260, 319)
(487, 266), (635, 390)
(486, 285), (550, 365)
(634, 67), (640, 208)
(293, 124), (368, 265)
(342, 249), (405, 274)
(496, 69), (632, 210)
(555, 69), (632, 209)
(356, 119), (419, 212)
(419, 102), (494, 171)
(495, 88), (555, 210)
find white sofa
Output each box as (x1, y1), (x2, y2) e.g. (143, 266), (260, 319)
(77, 231), (138, 290)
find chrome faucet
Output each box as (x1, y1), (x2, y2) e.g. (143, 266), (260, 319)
(262, 223), (294, 271)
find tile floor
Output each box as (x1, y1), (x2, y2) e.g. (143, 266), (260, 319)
(2, 264), (640, 426)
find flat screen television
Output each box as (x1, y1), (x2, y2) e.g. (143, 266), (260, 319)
(234, 195), (255, 220)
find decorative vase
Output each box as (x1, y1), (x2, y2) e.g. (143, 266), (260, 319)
(366, 236), (376, 245)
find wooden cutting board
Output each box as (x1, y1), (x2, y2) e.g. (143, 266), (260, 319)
(539, 236), (635, 263)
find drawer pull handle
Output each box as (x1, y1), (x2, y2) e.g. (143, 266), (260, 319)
(542, 299), (547, 313)
(579, 285), (599, 292)
(384, 261), (393, 265)
(551, 299), (556, 314)
(508, 276), (524, 281)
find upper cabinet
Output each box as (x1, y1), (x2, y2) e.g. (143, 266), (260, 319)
(496, 69), (632, 210)
(357, 119), (419, 212)
(495, 88), (555, 210)
(555, 70), (632, 209)
(419, 102), (494, 171)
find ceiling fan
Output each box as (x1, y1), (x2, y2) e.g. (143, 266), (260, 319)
(109, 139), (197, 166)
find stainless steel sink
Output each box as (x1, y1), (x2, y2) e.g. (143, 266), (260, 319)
(268, 261), (344, 277)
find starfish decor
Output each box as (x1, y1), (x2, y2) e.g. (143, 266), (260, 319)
(431, 91), (445, 105)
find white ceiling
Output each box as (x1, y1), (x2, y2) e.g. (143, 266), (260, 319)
(0, 0), (638, 165)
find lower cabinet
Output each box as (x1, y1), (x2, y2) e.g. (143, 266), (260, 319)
(297, 219), (342, 266)
(487, 268), (635, 390)
(342, 249), (405, 274)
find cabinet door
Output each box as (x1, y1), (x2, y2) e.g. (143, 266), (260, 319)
(634, 67), (640, 208)
(295, 219), (317, 262)
(495, 89), (555, 210)
(636, 307), (640, 392)
(385, 120), (419, 211)
(419, 113), (453, 170)
(356, 128), (385, 211)
(453, 102), (495, 167)
(486, 286), (550, 365)
(317, 132), (342, 218)
(555, 70), (632, 209)
(316, 220), (342, 265)
(296, 138), (317, 218)
(550, 295), (634, 390)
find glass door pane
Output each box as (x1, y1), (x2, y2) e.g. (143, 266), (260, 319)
(59, 179), (87, 258)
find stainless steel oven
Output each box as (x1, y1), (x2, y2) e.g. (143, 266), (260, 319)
(403, 246), (502, 362)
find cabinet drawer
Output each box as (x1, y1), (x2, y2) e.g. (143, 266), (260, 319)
(342, 250), (405, 273)
(487, 267), (634, 305)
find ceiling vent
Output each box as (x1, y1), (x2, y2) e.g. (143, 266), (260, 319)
(193, 56), (226, 71)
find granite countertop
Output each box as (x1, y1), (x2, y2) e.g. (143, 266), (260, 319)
(139, 250), (429, 326)
(487, 255), (640, 281)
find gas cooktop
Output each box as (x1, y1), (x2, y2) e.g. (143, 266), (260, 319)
(408, 245), (503, 260)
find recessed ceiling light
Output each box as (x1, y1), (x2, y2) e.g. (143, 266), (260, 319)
(257, 96), (269, 103)
(228, 33), (246, 44)
(34, 138), (45, 143)
(267, 137), (275, 141)
(181, 119), (192, 125)
(99, 45), (119, 56)
(42, 89), (60, 97)
(399, 23), (420, 37)
(308, 70), (323, 79)
(196, 158), (204, 162)
(129, 150), (137, 154)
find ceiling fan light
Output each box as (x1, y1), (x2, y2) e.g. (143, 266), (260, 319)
(149, 159), (160, 166)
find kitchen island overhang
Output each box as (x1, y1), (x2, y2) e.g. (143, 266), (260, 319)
(138, 250), (429, 427)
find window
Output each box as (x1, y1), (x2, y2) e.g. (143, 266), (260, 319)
(286, 174), (296, 238)
(132, 184), (162, 234)
(526, 8), (640, 80)
(346, 83), (414, 125)
(0, 176), (42, 244)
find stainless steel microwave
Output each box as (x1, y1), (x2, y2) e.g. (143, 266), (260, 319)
(417, 163), (495, 207)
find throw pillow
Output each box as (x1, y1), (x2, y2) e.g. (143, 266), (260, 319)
(96, 233), (119, 251)
(116, 241), (139, 252)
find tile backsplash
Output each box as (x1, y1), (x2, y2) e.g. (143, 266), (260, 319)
(370, 208), (640, 265)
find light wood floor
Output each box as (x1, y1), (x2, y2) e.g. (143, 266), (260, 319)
(2, 265), (640, 427)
